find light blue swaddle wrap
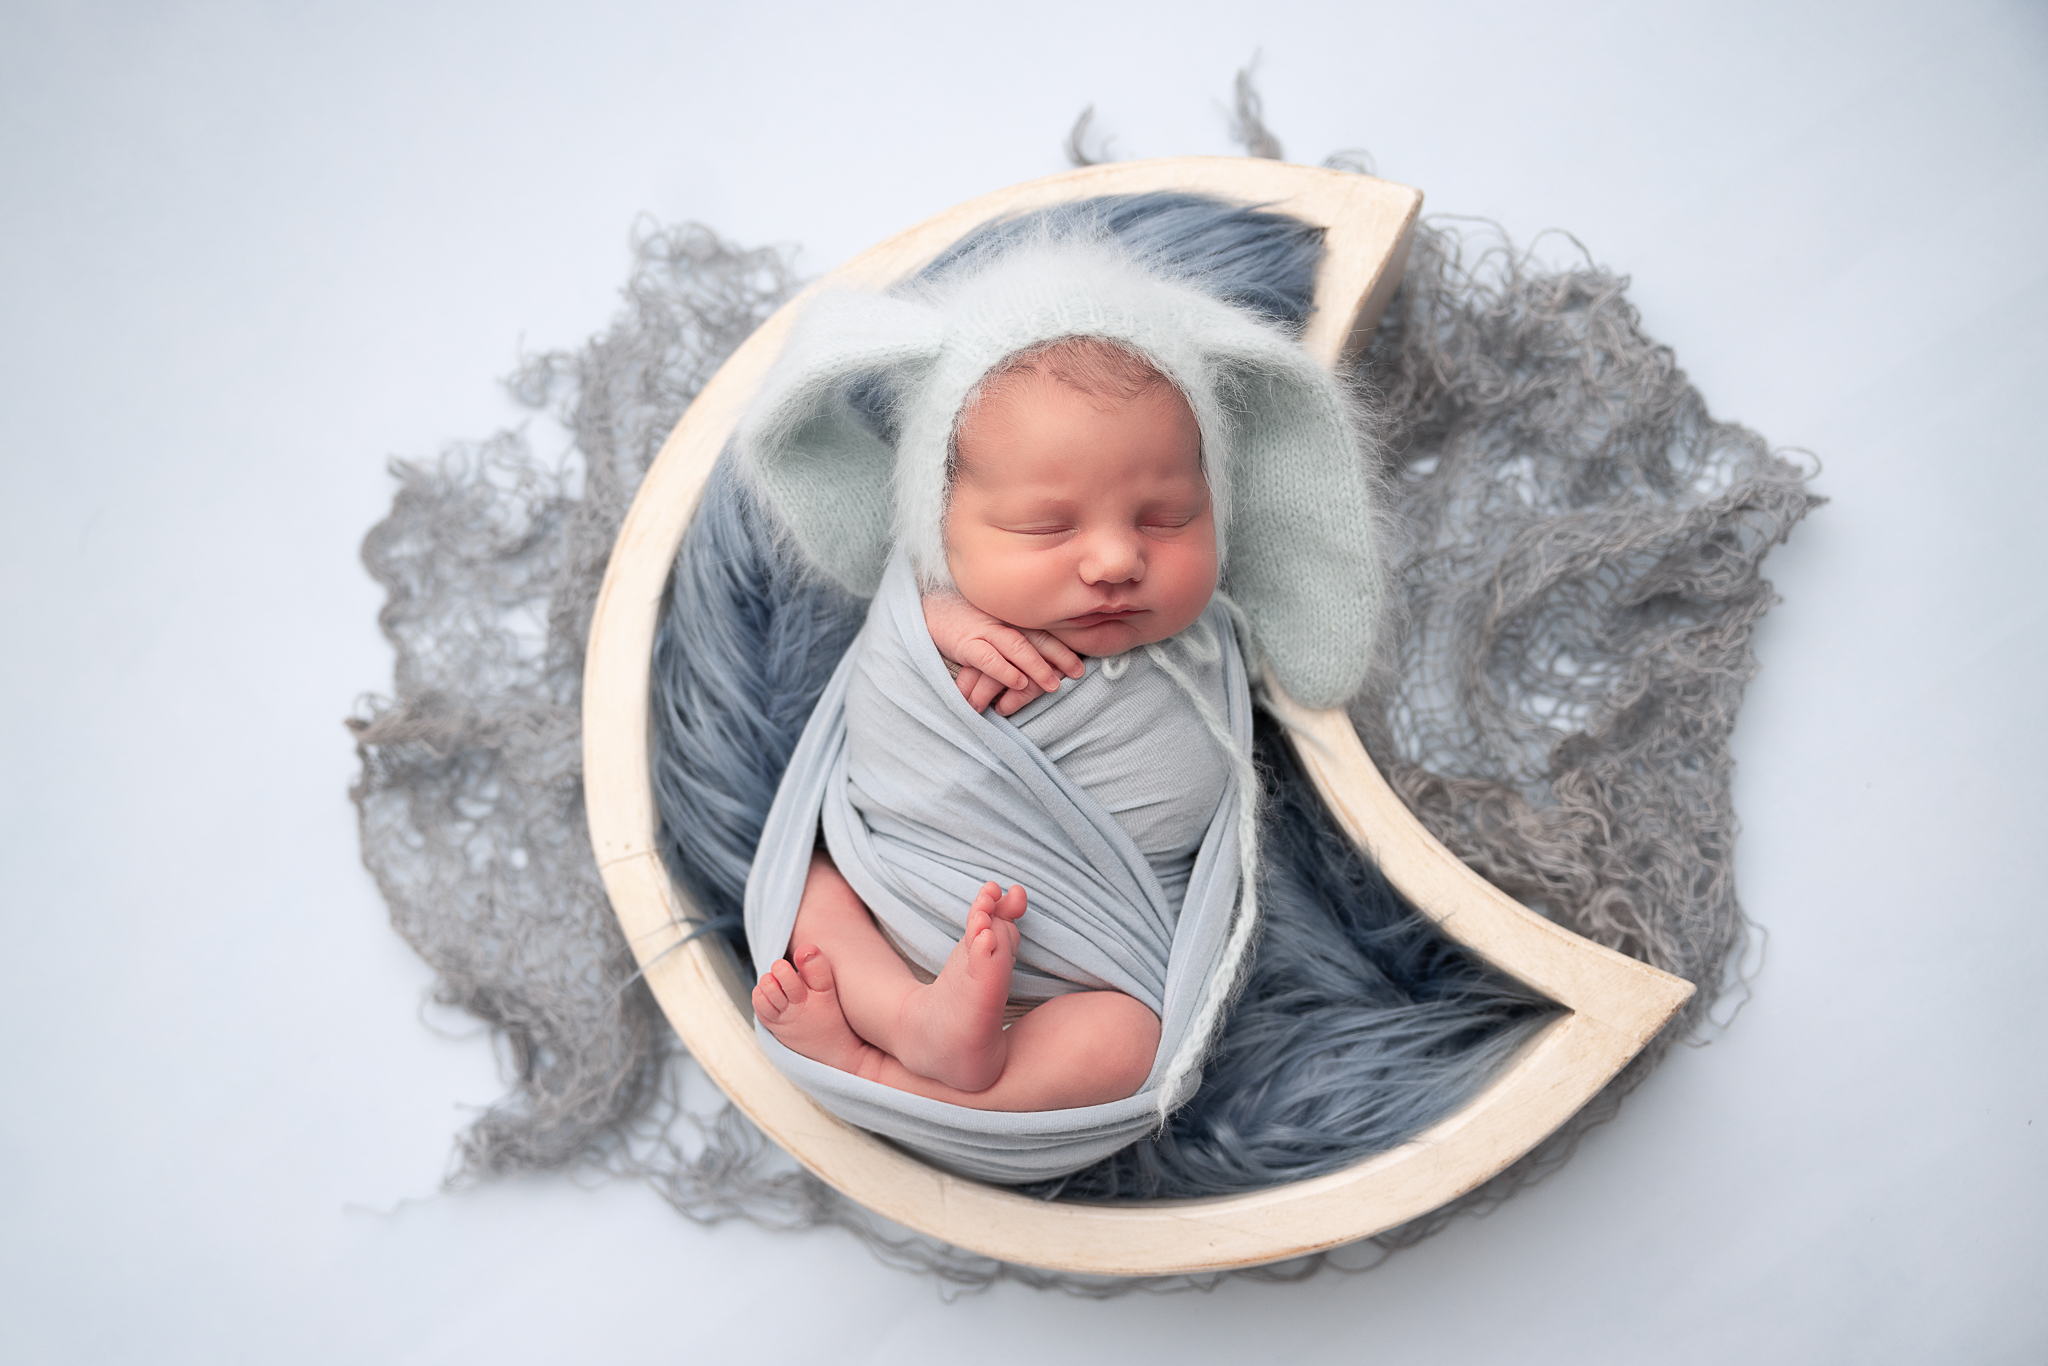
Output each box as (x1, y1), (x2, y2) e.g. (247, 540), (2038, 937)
(734, 230), (1385, 1182)
(745, 552), (1253, 1182)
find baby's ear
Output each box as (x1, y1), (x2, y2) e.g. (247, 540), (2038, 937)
(737, 293), (945, 598)
(1205, 336), (1385, 710)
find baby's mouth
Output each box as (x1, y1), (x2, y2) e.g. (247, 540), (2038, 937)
(1067, 606), (1143, 628)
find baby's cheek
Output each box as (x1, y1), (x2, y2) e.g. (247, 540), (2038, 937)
(1145, 544), (1219, 641)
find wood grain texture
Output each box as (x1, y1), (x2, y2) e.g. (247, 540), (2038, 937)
(582, 157), (1694, 1275)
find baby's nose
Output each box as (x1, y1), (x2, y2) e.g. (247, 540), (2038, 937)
(1078, 531), (1144, 584)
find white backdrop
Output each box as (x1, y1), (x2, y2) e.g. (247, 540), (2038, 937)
(3, 2), (2044, 1361)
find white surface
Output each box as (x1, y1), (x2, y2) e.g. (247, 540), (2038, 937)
(2, 1), (2042, 1361)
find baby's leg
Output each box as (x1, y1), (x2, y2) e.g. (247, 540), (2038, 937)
(787, 852), (1022, 1092)
(861, 990), (1162, 1112)
(760, 858), (1157, 1106)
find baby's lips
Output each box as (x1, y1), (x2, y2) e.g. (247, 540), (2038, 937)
(1067, 605), (1144, 627)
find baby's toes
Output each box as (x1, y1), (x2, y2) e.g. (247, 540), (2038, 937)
(963, 904), (993, 944)
(792, 945), (835, 994)
(993, 883), (1028, 921)
(769, 958), (807, 1005)
(752, 973), (789, 1020)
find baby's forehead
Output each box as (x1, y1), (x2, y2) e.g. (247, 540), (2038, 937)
(961, 338), (1195, 432)
(952, 371), (1204, 494)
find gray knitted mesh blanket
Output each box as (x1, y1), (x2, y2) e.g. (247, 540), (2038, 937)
(351, 203), (1816, 1293)
(1355, 221), (1819, 1058)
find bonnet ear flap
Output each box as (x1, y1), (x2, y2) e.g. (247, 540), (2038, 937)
(1210, 339), (1386, 709)
(736, 292), (945, 598)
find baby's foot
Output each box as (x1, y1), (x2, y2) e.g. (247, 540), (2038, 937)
(751, 946), (882, 1079)
(893, 882), (1025, 1092)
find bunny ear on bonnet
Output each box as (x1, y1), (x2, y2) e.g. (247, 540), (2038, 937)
(1200, 326), (1387, 709)
(736, 291), (945, 599)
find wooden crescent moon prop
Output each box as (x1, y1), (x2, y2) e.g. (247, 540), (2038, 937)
(583, 157), (1694, 1276)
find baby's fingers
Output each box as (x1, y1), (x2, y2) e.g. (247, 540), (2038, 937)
(1022, 628), (1085, 681)
(992, 682), (1045, 717)
(962, 668), (1006, 713)
(962, 640), (1033, 693)
(982, 627), (1071, 693)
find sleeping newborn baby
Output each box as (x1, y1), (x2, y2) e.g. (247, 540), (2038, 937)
(736, 235), (1376, 1179)
(750, 335), (1239, 1111)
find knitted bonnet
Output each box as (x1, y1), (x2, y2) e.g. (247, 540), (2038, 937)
(735, 235), (1385, 708)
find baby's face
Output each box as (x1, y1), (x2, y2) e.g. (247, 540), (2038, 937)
(945, 372), (1216, 658)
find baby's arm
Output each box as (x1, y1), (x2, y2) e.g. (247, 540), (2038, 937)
(922, 593), (1084, 716)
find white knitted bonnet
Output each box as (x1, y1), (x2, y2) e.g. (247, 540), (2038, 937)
(736, 237), (1385, 708)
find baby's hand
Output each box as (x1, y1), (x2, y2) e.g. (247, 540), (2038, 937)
(922, 593), (1085, 716)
